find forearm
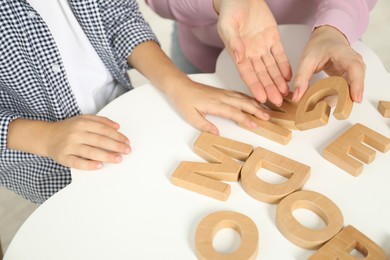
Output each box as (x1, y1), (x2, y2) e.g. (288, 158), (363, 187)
(128, 41), (191, 96)
(7, 118), (51, 157)
(313, 25), (349, 46)
(146, 0), (217, 26)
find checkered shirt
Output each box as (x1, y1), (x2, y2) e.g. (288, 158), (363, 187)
(0, 0), (158, 204)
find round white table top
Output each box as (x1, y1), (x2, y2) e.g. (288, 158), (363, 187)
(5, 25), (390, 260)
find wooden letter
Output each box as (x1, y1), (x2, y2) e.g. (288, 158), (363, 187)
(265, 92), (299, 130)
(239, 113), (291, 145)
(240, 147), (310, 203)
(309, 225), (387, 260)
(193, 132), (253, 181)
(276, 190), (344, 249)
(171, 162), (232, 201)
(295, 76), (353, 130)
(323, 123), (390, 176)
(195, 211), (259, 260)
(171, 133), (253, 201)
(378, 100), (390, 118)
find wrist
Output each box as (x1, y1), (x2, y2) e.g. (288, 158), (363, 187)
(7, 118), (53, 157)
(313, 25), (350, 45)
(156, 71), (193, 98)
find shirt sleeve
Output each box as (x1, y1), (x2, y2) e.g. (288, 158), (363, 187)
(98, 0), (159, 71)
(313, 0), (376, 43)
(145, 0), (218, 27)
(0, 110), (20, 152)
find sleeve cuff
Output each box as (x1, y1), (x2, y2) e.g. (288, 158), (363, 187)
(313, 0), (370, 44)
(0, 112), (19, 152)
(204, 0), (219, 20)
(115, 19), (160, 72)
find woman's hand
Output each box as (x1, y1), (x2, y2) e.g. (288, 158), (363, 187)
(292, 25), (366, 103)
(215, 0), (292, 106)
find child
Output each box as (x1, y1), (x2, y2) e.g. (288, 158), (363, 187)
(0, 0), (269, 203)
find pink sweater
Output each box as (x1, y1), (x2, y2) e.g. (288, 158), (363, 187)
(145, 0), (377, 72)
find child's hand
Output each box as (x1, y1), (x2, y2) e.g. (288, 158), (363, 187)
(129, 41), (268, 134)
(215, 0), (292, 106)
(167, 80), (270, 135)
(292, 25), (366, 103)
(45, 115), (131, 170)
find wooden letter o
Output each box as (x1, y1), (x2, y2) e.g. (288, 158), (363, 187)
(195, 211), (259, 260)
(276, 190), (344, 249)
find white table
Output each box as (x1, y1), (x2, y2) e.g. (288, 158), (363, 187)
(5, 25), (390, 260)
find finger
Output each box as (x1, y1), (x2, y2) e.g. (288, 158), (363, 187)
(251, 58), (283, 106)
(223, 92), (270, 120)
(219, 20), (246, 64)
(262, 52), (289, 96)
(237, 59), (267, 103)
(203, 103), (261, 129)
(85, 121), (130, 144)
(231, 38), (246, 64)
(82, 114), (120, 130)
(82, 132), (131, 155)
(292, 57), (317, 102)
(64, 155), (103, 170)
(340, 55), (366, 103)
(77, 144), (125, 164)
(271, 42), (292, 82)
(186, 109), (219, 135)
(347, 65), (365, 103)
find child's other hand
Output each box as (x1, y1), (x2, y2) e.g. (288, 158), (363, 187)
(45, 115), (131, 170)
(167, 80), (270, 135)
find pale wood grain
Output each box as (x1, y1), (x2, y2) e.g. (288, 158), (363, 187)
(195, 211), (258, 260)
(276, 190), (344, 249)
(309, 225), (388, 259)
(323, 123), (390, 176)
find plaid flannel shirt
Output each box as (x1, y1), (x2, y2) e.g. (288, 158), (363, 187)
(0, 0), (158, 203)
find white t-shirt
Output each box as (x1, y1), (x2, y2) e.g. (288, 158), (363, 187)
(27, 0), (126, 114)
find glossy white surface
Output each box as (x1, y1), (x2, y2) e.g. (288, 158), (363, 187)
(5, 25), (390, 260)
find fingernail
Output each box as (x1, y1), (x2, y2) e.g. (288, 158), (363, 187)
(292, 88), (300, 102)
(115, 155), (123, 163)
(125, 146), (131, 154)
(262, 112), (270, 120)
(357, 93), (363, 103)
(248, 121), (257, 128)
(96, 162), (103, 169)
(211, 129), (219, 135)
